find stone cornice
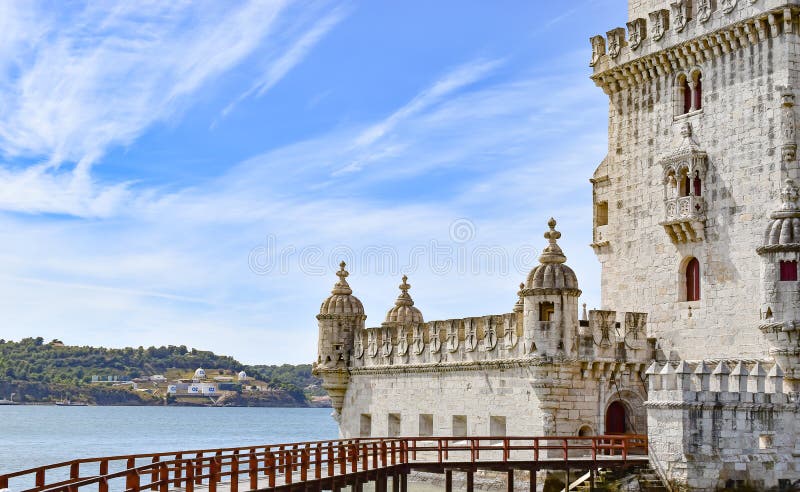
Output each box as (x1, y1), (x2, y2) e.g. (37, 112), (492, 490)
(645, 400), (796, 412)
(592, 5), (798, 95)
(520, 288), (582, 297)
(757, 243), (800, 254)
(350, 357), (646, 375)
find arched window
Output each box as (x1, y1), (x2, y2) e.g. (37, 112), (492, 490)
(692, 171), (702, 197)
(780, 260), (798, 281)
(605, 401), (627, 434)
(693, 72), (702, 110)
(685, 257), (701, 301)
(681, 75), (692, 114)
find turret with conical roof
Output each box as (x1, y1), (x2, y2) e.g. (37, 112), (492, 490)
(521, 218), (582, 358)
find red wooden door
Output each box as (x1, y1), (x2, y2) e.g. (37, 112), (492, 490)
(605, 401), (626, 434)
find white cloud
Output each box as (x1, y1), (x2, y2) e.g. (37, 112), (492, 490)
(0, 14), (610, 363)
(0, 0), (345, 217)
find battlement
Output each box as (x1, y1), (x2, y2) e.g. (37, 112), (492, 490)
(645, 360), (791, 406)
(347, 309), (652, 371)
(590, 1), (799, 94)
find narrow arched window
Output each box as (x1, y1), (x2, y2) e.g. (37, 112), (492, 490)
(692, 172), (702, 197)
(693, 72), (702, 110)
(682, 76), (692, 114)
(686, 258), (701, 301)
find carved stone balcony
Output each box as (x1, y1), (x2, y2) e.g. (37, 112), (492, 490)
(660, 195), (705, 243)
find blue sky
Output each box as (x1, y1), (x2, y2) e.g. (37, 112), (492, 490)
(0, 0), (626, 364)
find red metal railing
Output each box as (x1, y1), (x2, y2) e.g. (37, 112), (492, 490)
(0, 435), (647, 492)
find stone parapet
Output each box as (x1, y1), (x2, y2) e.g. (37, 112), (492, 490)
(591, 2), (799, 94)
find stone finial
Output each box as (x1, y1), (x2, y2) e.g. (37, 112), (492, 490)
(395, 275), (414, 306)
(331, 261), (353, 295)
(712, 362), (731, 392)
(582, 303), (588, 321)
(539, 218), (567, 264)
(780, 179), (799, 211)
(513, 283), (525, 313)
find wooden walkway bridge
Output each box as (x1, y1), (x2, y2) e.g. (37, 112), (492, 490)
(0, 435), (648, 492)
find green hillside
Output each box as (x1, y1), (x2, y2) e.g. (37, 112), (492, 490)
(0, 337), (322, 406)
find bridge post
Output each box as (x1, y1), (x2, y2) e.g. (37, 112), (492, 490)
(466, 471), (474, 492)
(445, 470), (452, 492)
(392, 472), (399, 492)
(529, 468), (537, 492)
(507, 470), (514, 492)
(589, 468), (595, 492)
(400, 471), (407, 492)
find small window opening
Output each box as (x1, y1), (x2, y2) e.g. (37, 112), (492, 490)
(685, 257), (701, 301)
(360, 414), (372, 437)
(693, 73), (702, 110)
(452, 415), (467, 437)
(539, 302), (555, 322)
(682, 76), (692, 114)
(759, 434), (773, 449)
(692, 172), (702, 197)
(578, 425), (594, 437)
(679, 172), (691, 197)
(596, 201), (609, 227)
(388, 413), (401, 437)
(490, 416), (506, 437)
(780, 260), (798, 281)
(419, 414), (433, 437)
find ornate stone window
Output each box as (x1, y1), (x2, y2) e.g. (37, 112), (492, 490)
(780, 260), (798, 281)
(661, 124), (707, 243)
(675, 70), (703, 117)
(683, 257), (701, 301)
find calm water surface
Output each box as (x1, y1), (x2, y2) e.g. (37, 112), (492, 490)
(0, 406), (338, 474)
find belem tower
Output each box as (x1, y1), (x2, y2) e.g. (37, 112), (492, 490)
(313, 0), (800, 489)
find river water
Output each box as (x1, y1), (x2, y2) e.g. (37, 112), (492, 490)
(0, 406), (338, 474)
(0, 406), (448, 492)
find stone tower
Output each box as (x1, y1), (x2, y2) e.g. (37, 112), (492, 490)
(313, 261), (366, 418)
(590, 0), (799, 364)
(521, 219), (581, 358)
(591, 1), (800, 488)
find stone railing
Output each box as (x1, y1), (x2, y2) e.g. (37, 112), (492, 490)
(664, 195), (705, 221)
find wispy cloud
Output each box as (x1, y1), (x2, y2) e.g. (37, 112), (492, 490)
(0, 0), (344, 217)
(221, 4), (349, 118)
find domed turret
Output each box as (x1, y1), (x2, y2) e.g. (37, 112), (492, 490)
(313, 262), (367, 418)
(319, 262), (365, 316)
(525, 218), (580, 292)
(384, 276), (424, 325)
(521, 219), (582, 358)
(757, 180), (800, 385)
(760, 179), (800, 251)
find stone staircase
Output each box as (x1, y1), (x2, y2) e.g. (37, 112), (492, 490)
(568, 464), (668, 492)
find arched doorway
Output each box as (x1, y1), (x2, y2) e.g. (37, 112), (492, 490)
(605, 401), (627, 434)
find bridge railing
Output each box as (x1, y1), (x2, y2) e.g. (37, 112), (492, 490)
(0, 435), (647, 492)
